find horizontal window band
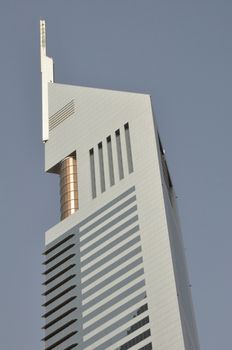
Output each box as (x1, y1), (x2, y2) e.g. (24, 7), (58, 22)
(44, 287), (77, 316)
(137, 304), (148, 315)
(42, 296), (77, 318)
(44, 312), (79, 341)
(83, 300), (149, 342)
(43, 302), (79, 329)
(81, 217), (139, 259)
(84, 248), (141, 304)
(44, 259), (77, 282)
(80, 195), (137, 239)
(138, 342), (153, 350)
(84, 307), (149, 346)
(43, 275), (76, 296)
(43, 308), (77, 329)
(44, 275), (77, 301)
(81, 216), (139, 266)
(43, 285), (77, 307)
(44, 241), (77, 267)
(83, 258), (143, 298)
(80, 207), (138, 254)
(80, 203), (138, 251)
(83, 268), (144, 307)
(83, 274), (145, 318)
(90, 322), (150, 350)
(55, 336), (79, 350)
(44, 331), (77, 350)
(42, 319), (77, 341)
(63, 344), (78, 350)
(127, 316), (150, 335)
(83, 279), (145, 323)
(83, 272), (144, 312)
(117, 329), (151, 350)
(81, 228), (140, 278)
(43, 264), (76, 285)
(81, 236), (140, 277)
(82, 248), (142, 289)
(43, 254), (75, 275)
(43, 279), (77, 304)
(79, 186), (135, 229)
(81, 236), (141, 281)
(83, 292), (147, 334)
(43, 244), (75, 265)
(45, 324), (78, 350)
(43, 234), (75, 256)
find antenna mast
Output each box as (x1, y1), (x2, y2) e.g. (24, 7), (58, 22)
(40, 20), (54, 142)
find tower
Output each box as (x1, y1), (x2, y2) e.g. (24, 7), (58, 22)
(40, 20), (200, 350)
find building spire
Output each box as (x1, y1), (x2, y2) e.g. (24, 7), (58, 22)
(40, 20), (54, 142)
(40, 20), (46, 58)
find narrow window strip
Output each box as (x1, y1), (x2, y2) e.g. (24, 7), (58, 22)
(106, 136), (115, 186)
(124, 123), (134, 173)
(89, 149), (97, 198)
(115, 129), (124, 180)
(98, 142), (106, 193)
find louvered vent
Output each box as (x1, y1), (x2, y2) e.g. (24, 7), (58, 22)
(49, 100), (75, 131)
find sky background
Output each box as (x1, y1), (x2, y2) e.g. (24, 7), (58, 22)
(0, 0), (231, 349)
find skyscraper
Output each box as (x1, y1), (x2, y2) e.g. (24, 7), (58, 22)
(40, 20), (200, 350)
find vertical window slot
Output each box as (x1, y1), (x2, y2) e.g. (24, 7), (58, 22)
(124, 123), (134, 173)
(98, 142), (106, 193)
(106, 136), (115, 186)
(115, 129), (124, 180)
(89, 148), (97, 198)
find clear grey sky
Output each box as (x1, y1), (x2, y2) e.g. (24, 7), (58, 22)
(0, 0), (231, 349)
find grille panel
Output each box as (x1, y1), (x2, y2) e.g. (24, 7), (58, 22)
(49, 100), (75, 131)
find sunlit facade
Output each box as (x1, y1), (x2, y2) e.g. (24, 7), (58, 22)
(40, 20), (200, 350)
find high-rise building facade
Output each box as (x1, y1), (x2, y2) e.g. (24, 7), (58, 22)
(40, 21), (200, 350)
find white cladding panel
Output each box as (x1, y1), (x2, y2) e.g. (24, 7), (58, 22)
(44, 83), (199, 349)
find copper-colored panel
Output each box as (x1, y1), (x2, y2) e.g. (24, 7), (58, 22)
(60, 156), (78, 220)
(60, 183), (78, 197)
(60, 168), (77, 178)
(60, 191), (77, 201)
(61, 198), (78, 211)
(60, 175), (77, 187)
(61, 193), (78, 206)
(61, 209), (77, 221)
(61, 200), (78, 213)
